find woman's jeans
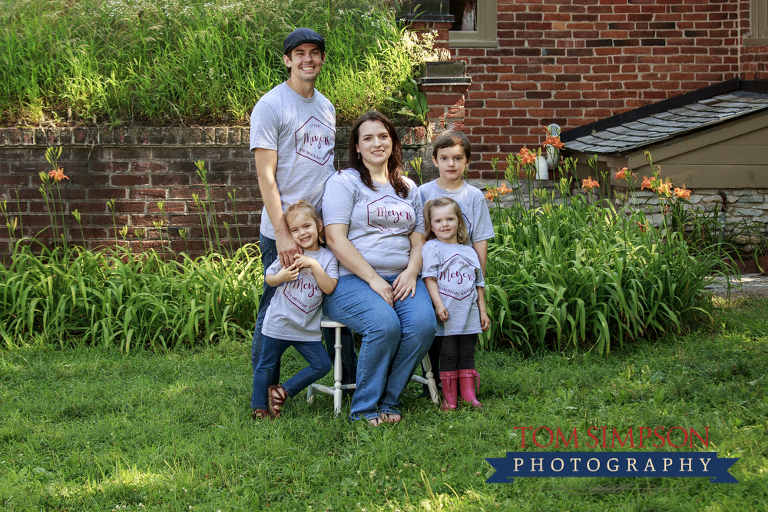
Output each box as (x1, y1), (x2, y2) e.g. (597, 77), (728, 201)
(251, 335), (332, 410)
(251, 235), (357, 385)
(322, 274), (436, 420)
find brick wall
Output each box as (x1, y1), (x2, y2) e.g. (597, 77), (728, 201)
(0, 126), (428, 257)
(434, 0), (768, 179)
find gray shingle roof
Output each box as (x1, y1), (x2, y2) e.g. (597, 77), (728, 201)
(565, 91), (768, 154)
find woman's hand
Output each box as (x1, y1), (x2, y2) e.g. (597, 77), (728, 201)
(392, 268), (419, 302)
(369, 275), (394, 306)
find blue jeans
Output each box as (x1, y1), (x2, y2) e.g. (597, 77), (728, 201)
(322, 274), (436, 421)
(251, 235), (280, 382)
(251, 335), (332, 409)
(251, 235), (357, 385)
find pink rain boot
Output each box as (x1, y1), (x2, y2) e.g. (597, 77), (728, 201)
(458, 369), (483, 408)
(439, 371), (459, 411)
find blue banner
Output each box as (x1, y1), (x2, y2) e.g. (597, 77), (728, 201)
(485, 452), (738, 484)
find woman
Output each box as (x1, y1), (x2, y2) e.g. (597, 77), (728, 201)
(322, 111), (436, 425)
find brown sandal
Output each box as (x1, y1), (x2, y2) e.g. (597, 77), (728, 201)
(268, 384), (288, 418)
(252, 408), (271, 421)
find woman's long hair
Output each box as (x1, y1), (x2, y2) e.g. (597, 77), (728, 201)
(347, 111), (409, 199)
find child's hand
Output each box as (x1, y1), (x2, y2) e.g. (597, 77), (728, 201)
(275, 261), (300, 283)
(293, 254), (318, 271)
(435, 304), (450, 322)
(480, 311), (490, 332)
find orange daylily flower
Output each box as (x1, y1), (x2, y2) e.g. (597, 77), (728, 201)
(484, 183), (513, 201)
(581, 176), (600, 191)
(542, 135), (565, 149)
(614, 167), (637, 182)
(48, 166), (69, 182)
(656, 178), (673, 196)
(518, 147), (537, 166)
(674, 185), (691, 200)
(640, 175), (653, 191)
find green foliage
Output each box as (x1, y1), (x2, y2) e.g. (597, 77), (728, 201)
(483, 153), (728, 354)
(1, 303), (767, 510)
(387, 78), (430, 126)
(0, 0), (417, 125)
(1, 151), (262, 350)
(0, 244), (263, 350)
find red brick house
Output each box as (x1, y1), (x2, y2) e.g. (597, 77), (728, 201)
(404, 0), (768, 180)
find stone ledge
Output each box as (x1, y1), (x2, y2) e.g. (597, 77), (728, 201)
(0, 126), (252, 147)
(0, 125), (428, 149)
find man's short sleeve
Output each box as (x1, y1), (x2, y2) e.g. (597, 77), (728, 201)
(250, 100), (280, 151)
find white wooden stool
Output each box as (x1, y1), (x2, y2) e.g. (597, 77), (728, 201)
(308, 319), (440, 415)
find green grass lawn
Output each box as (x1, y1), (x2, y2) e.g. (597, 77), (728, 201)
(1, 299), (767, 511)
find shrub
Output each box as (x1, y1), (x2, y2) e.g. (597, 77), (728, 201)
(482, 146), (727, 354)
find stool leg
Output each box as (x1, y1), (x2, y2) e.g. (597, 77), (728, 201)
(333, 326), (343, 416)
(422, 355), (440, 405)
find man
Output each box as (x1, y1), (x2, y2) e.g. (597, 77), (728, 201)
(250, 28), (355, 393)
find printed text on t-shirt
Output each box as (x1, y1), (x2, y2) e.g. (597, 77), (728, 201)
(282, 269), (322, 314)
(438, 254), (477, 301)
(367, 195), (416, 235)
(294, 116), (335, 165)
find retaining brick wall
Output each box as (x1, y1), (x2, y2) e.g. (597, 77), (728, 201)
(0, 126), (428, 257)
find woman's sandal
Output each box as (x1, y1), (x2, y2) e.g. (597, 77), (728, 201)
(380, 413), (402, 424)
(368, 416), (383, 427)
(252, 408), (271, 421)
(268, 384), (288, 419)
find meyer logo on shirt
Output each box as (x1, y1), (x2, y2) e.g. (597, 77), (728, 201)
(294, 116), (334, 165)
(282, 269), (322, 314)
(367, 195), (415, 235)
(438, 254), (477, 301)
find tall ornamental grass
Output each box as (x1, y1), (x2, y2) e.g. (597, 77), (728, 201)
(0, 0), (416, 125)
(0, 245), (262, 351)
(482, 145), (728, 354)
(0, 149), (263, 351)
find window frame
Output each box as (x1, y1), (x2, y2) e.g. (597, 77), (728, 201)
(745, 0), (768, 46)
(448, 0), (498, 48)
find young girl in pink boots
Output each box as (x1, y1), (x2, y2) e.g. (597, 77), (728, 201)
(421, 198), (490, 410)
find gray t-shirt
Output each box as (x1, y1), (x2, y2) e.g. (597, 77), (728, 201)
(323, 168), (425, 277)
(250, 82), (336, 239)
(421, 239), (485, 336)
(419, 181), (495, 244)
(262, 247), (339, 341)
